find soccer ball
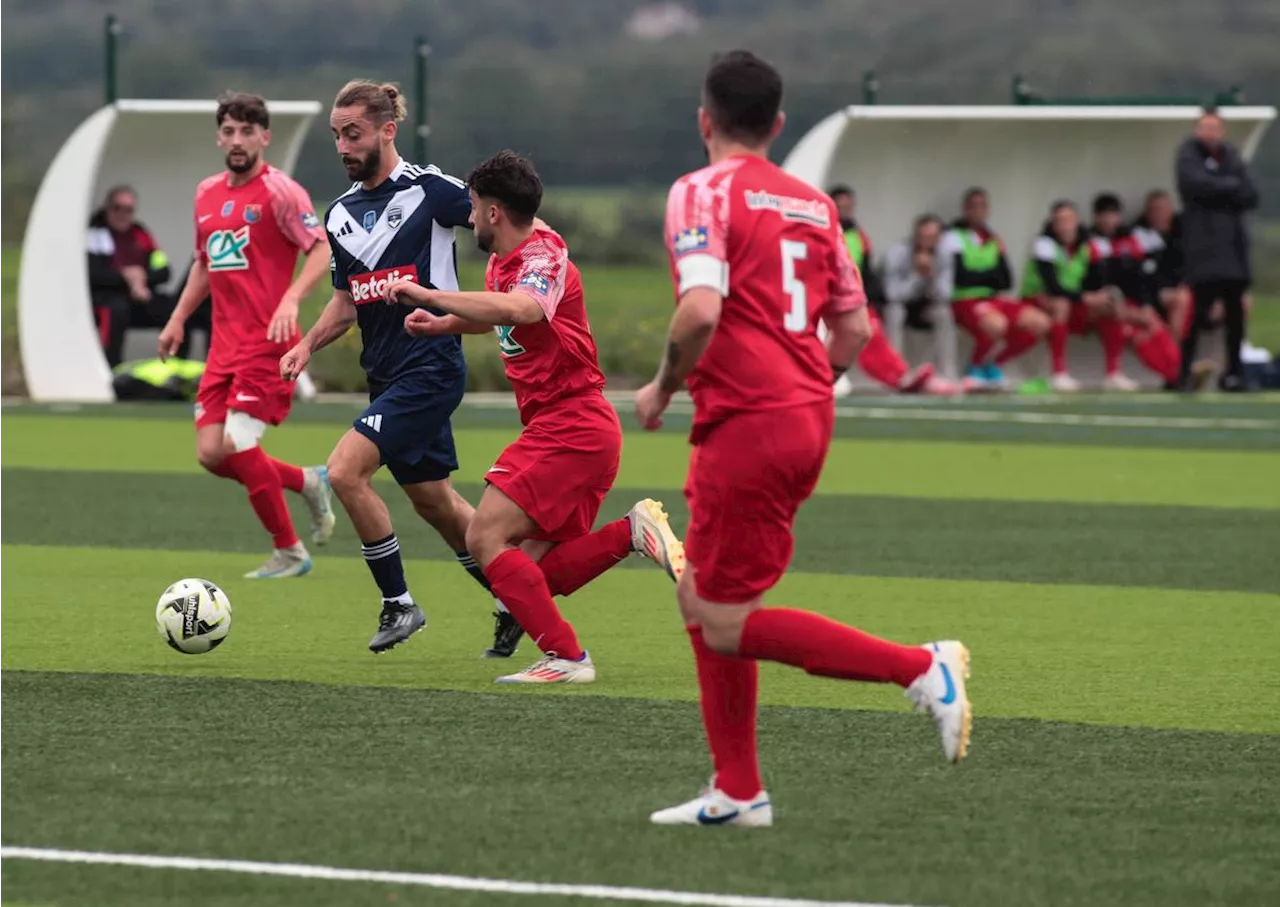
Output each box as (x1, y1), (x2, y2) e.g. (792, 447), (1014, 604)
(155, 578), (233, 654)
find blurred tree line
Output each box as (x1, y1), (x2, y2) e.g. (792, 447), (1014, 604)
(3, 0), (1279, 243)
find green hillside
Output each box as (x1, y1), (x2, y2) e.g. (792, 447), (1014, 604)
(3, 0), (1279, 239)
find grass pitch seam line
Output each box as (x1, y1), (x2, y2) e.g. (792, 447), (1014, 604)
(0, 847), (932, 907)
(458, 395), (1280, 431)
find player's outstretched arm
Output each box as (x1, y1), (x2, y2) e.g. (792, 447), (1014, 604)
(384, 280), (543, 326)
(404, 310), (493, 337)
(158, 259), (210, 361)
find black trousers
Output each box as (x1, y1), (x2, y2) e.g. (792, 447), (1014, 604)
(95, 294), (212, 368)
(1179, 279), (1248, 383)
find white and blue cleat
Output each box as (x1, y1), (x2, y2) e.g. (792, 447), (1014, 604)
(302, 465), (336, 546)
(905, 639), (972, 764)
(650, 784), (773, 828)
(243, 543), (313, 579)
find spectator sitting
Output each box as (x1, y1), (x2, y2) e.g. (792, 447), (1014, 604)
(826, 187), (951, 396)
(87, 185), (175, 367)
(938, 187), (1049, 390)
(1088, 193), (1183, 389)
(1135, 188), (1255, 361)
(882, 213), (960, 382)
(828, 184), (885, 309)
(1132, 189), (1191, 339)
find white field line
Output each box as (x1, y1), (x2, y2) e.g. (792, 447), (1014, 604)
(0, 847), (929, 907)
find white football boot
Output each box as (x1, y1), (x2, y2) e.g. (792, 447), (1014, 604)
(628, 499), (686, 583)
(495, 651), (596, 684)
(301, 466), (336, 546)
(1103, 372), (1140, 392)
(650, 783), (773, 828)
(1050, 372), (1082, 393)
(243, 542), (313, 579)
(905, 640), (972, 764)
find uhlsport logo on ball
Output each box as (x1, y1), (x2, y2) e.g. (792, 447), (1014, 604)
(155, 578), (233, 654)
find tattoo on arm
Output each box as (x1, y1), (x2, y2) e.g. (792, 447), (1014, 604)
(658, 341), (682, 394)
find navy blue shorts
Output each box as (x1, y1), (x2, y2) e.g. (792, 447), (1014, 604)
(354, 370), (465, 486)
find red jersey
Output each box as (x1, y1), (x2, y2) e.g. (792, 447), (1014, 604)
(193, 164), (325, 366)
(665, 155), (865, 441)
(484, 228), (607, 424)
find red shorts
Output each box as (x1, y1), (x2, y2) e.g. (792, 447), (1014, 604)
(952, 298), (1034, 336)
(1057, 300), (1139, 336)
(195, 357), (294, 429)
(485, 392), (622, 542)
(685, 400), (834, 604)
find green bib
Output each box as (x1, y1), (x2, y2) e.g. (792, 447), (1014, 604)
(1020, 241), (1090, 297)
(843, 229), (865, 270)
(951, 231), (1004, 301)
(115, 358), (205, 385)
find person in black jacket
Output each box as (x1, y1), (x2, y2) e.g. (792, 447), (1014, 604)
(1175, 108), (1260, 391)
(87, 185), (175, 367)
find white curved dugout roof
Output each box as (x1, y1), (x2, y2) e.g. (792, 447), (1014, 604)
(782, 104), (1276, 278)
(19, 99), (321, 402)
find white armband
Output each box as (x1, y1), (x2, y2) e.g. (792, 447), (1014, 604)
(676, 253), (729, 297)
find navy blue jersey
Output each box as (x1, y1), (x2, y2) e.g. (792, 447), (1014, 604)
(326, 160), (471, 386)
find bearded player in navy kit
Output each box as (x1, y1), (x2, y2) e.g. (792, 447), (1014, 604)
(281, 80), (523, 658)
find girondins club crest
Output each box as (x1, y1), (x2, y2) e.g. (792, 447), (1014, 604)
(386, 206), (403, 229)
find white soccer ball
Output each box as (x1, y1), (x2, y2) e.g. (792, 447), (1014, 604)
(155, 578), (233, 654)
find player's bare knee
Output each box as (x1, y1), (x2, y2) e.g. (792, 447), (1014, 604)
(1021, 307), (1051, 337)
(196, 444), (227, 473)
(979, 311), (1007, 338)
(325, 455), (365, 503)
(700, 607), (750, 655)
(463, 520), (503, 566)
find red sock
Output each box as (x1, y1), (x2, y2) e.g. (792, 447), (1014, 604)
(1097, 316), (1127, 374)
(688, 626), (761, 801)
(970, 330), (996, 366)
(995, 324), (1040, 365)
(856, 328), (907, 389)
(1135, 328), (1181, 383)
(223, 447), (299, 549)
(484, 549), (583, 660)
(539, 519), (632, 597)
(737, 608), (931, 687)
(270, 457), (305, 493)
(1049, 322), (1069, 374)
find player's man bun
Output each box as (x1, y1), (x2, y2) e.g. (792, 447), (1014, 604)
(380, 83), (408, 122)
(334, 79), (407, 125)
